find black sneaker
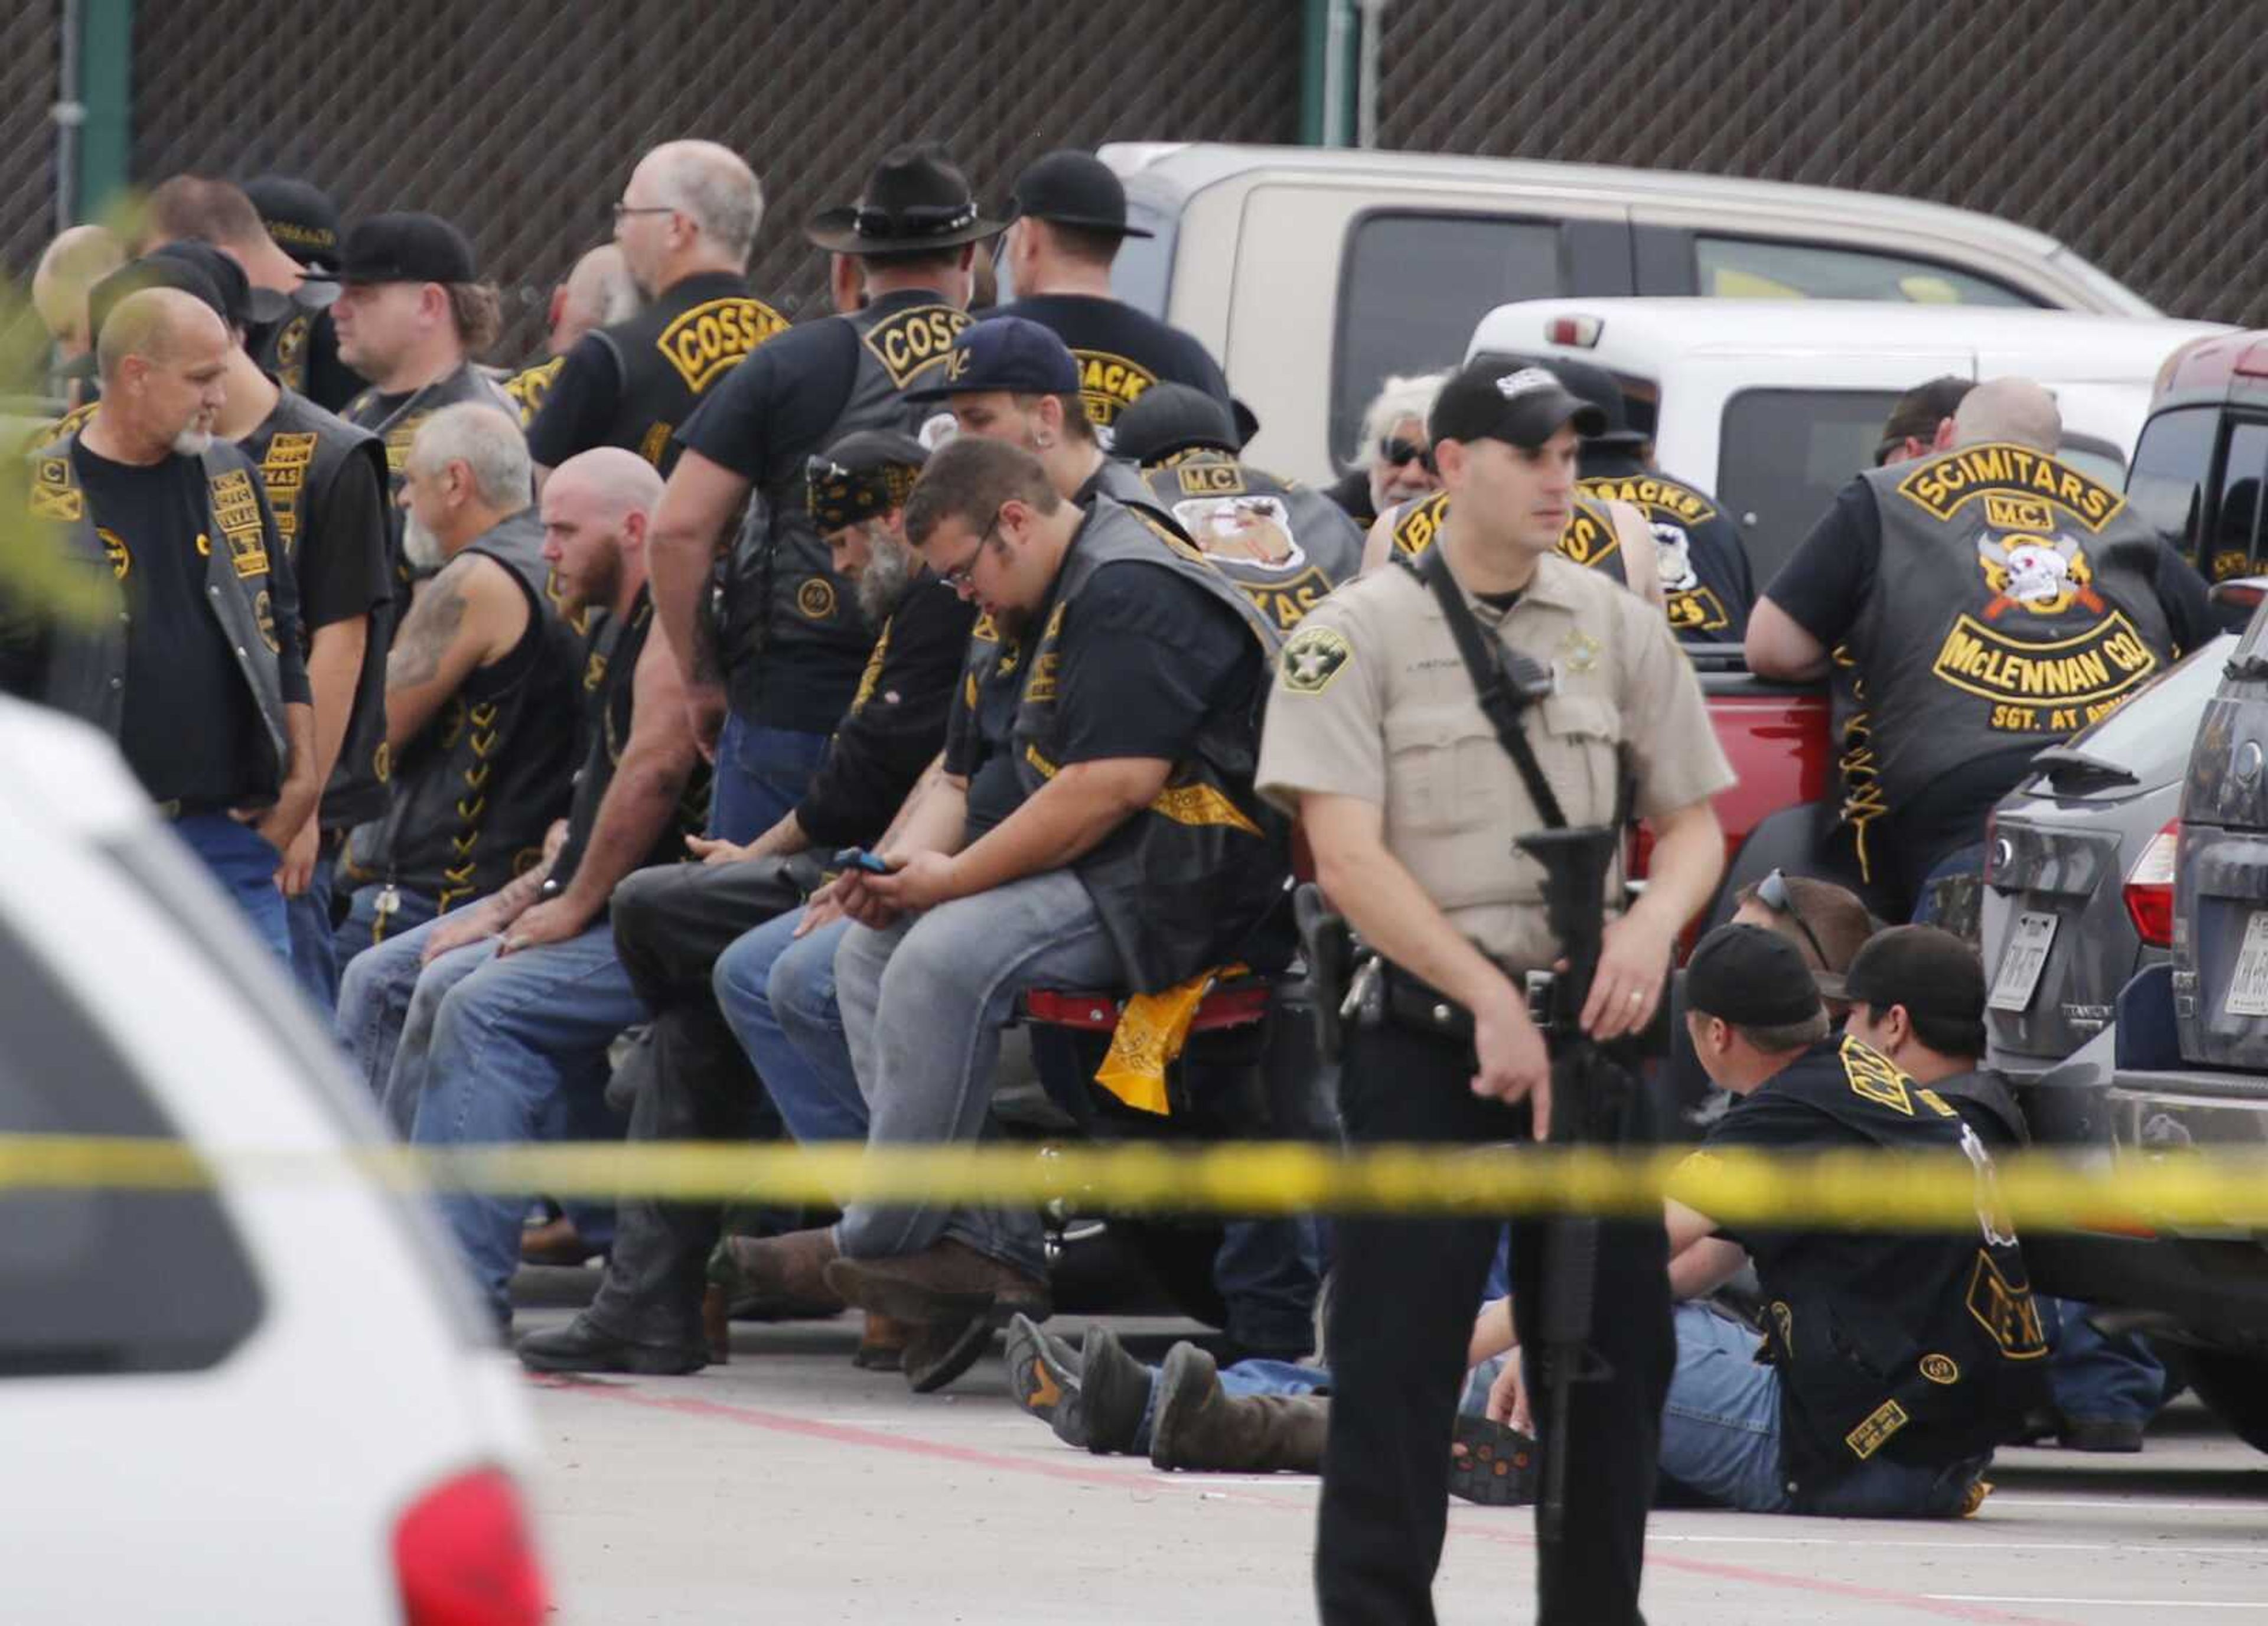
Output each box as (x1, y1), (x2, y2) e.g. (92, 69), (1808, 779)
(516, 1316), (706, 1376)
(1005, 1313), (1091, 1448)
(2060, 1416), (2146, 1453)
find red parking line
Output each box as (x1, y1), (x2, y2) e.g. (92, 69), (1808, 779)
(535, 1375), (2081, 1626)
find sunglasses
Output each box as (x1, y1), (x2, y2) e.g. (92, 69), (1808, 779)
(1755, 868), (1830, 971)
(1379, 436), (1433, 472)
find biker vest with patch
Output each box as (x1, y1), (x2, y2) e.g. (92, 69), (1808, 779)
(249, 285), (329, 399)
(342, 361), (520, 606)
(589, 271), (785, 474)
(241, 386), (395, 829)
(1387, 490), (1629, 584)
(21, 431), (296, 785)
(726, 296), (969, 734)
(1578, 461), (1754, 641)
(1002, 497), (1288, 993)
(1698, 1036), (2049, 1506)
(1140, 449), (1363, 633)
(1850, 444), (2174, 816)
(548, 585), (710, 897)
(380, 508), (581, 912)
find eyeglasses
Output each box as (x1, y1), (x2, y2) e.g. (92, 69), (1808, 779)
(1755, 868), (1830, 970)
(940, 515), (1001, 591)
(611, 201), (676, 223)
(1379, 435), (1432, 471)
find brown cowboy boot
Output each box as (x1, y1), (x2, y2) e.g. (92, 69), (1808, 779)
(1148, 1344), (1329, 1473)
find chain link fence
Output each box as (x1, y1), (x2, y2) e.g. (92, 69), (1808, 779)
(5, 2), (2266, 339)
(120, 0), (1302, 360)
(1372, 0), (2268, 327)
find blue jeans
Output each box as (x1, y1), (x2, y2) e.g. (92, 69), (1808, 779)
(1214, 1218), (1323, 1357)
(833, 868), (1123, 1279)
(713, 907), (868, 1147)
(335, 905), (456, 1117)
(397, 921), (647, 1323)
(1658, 1302), (1986, 1516)
(2045, 1296), (2165, 1425)
(173, 812), (289, 965)
(708, 712), (829, 843)
(333, 881), (439, 977)
(284, 849), (340, 1011)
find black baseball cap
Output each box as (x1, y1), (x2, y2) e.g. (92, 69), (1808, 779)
(243, 175), (343, 275)
(1485, 353), (1645, 452)
(906, 315), (1080, 402)
(807, 429), (928, 530)
(151, 239), (289, 331)
(1428, 359), (1608, 451)
(87, 255), (229, 346)
(317, 211), (478, 286)
(1112, 381), (1239, 465)
(1009, 150), (1152, 239)
(1685, 924), (1826, 1028)
(1876, 376), (1975, 464)
(1842, 926), (1986, 1029)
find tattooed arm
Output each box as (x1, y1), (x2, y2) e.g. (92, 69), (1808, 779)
(383, 551), (530, 750)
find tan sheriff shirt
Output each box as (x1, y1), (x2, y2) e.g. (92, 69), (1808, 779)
(1256, 550), (1735, 972)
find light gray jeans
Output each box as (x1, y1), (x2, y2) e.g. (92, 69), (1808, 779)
(832, 868), (1121, 1278)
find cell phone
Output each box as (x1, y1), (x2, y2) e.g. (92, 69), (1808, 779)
(830, 846), (896, 875)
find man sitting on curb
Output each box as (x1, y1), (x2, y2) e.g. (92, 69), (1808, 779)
(1487, 924), (2048, 1517)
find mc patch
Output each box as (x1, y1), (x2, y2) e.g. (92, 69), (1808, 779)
(1280, 624), (1352, 694)
(795, 578), (838, 621)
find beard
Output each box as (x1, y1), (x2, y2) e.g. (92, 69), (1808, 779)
(172, 426), (213, 457)
(402, 512), (447, 573)
(855, 538), (915, 623)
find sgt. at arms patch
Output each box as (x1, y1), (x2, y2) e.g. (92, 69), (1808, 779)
(1280, 624), (1351, 693)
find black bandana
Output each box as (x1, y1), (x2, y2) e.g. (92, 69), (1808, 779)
(806, 429), (928, 531)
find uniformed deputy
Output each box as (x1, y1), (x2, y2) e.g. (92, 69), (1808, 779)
(141, 240), (393, 1007)
(1534, 354), (1757, 642)
(324, 213), (520, 606)
(523, 140), (783, 478)
(648, 142), (985, 843)
(333, 402), (579, 972)
(8, 286), (318, 963)
(1113, 380), (1363, 632)
(1257, 359), (1734, 1625)
(990, 149), (1233, 448)
(1747, 377), (2214, 920)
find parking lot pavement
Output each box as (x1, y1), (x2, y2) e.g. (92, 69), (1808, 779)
(517, 1305), (2268, 1625)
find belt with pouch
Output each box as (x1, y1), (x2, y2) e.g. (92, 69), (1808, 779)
(1347, 955), (1560, 1045)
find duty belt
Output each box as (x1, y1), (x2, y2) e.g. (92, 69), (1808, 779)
(1343, 953), (1565, 1045)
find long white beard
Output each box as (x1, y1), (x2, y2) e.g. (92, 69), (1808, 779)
(172, 427), (213, 457)
(402, 513), (446, 573)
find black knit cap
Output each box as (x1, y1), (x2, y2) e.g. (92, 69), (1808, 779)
(1112, 380), (1239, 466)
(806, 429), (928, 531)
(1685, 924), (1826, 1028)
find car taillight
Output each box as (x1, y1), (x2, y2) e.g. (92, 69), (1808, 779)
(1544, 314), (1602, 348)
(2123, 819), (2181, 949)
(395, 1467), (549, 1626)
(1982, 812), (2001, 886)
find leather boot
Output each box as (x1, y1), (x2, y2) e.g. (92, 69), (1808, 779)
(709, 1226), (845, 1316)
(1148, 1343), (1328, 1472)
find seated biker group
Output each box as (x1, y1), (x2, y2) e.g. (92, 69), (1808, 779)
(24, 134), (2133, 1529)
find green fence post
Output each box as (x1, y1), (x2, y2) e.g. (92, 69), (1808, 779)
(76, 0), (133, 223)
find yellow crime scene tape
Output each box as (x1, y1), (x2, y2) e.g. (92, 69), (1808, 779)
(5, 1136), (2268, 1235)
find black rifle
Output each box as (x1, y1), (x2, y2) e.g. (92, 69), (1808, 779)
(1516, 822), (1634, 1546)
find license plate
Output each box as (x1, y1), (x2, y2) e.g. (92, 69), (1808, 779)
(1987, 911), (2060, 1014)
(2225, 912), (2268, 1018)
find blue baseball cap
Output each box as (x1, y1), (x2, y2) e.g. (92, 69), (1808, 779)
(907, 315), (1080, 402)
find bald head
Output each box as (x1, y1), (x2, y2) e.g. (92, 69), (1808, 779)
(96, 286), (226, 383)
(548, 446), (664, 520)
(1954, 377), (2061, 455)
(617, 141), (761, 295)
(86, 288), (230, 461)
(542, 447), (664, 616)
(552, 244), (640, 354)
(32, 226), (126, 353)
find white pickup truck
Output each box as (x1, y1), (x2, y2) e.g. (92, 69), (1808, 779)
(1093, 142), (2166, 487)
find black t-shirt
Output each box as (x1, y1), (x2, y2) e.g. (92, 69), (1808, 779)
(279, 429), (392, 640)
(674, 307), (868, 478)
(946, 628), (1028, 843)
(1324, 466), (1377, 530)
(523, 337), (621, 471)
(73, 444), (263, 807)
(1052, 560), (1255, 763)
(1767, 476), (2219, 885)
(992, 293), (1233, 438)
(794, 576), (976, 848)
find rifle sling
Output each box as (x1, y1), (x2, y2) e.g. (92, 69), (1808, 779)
(1410, 543), (1569, 831)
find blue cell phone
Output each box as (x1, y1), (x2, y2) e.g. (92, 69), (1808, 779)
(832, 846), (896, 875)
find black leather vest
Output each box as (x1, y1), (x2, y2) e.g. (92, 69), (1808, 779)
(1139, 449), (1363, 633)
(595, 272), (786, 473)
(248, 285), (330, 399)
(549, 585), (709, 893)
(1387, 490), (1628, 583)
(725, 296), (969, 733)
(379, 509), (581, 911)
(21, 429), (294, 788)
(240, 386), (395, 828)
(1851, 444), (2174, 813)
(1002, 498), (1288, 993)
(1578, 461), (1754, 641)
(1731, 1037), (2049, 1506)
(341, 361), (520, 607)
